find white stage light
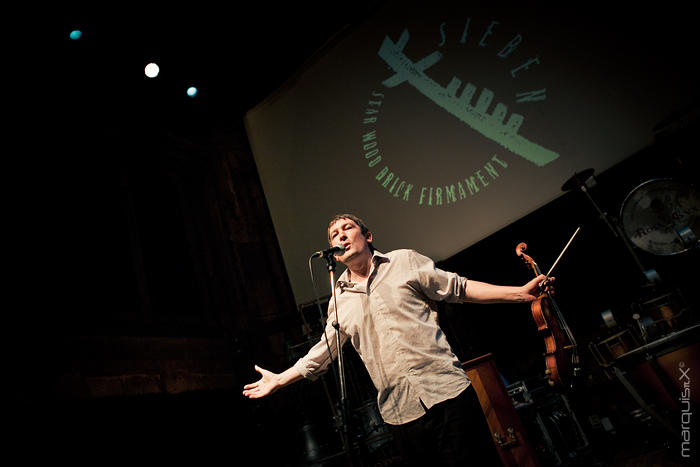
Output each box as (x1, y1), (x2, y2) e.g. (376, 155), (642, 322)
(144, 63), (160, 78)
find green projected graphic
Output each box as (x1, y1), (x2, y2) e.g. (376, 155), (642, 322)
(245, 2), (695, 304)
(378, 29), (560, 167)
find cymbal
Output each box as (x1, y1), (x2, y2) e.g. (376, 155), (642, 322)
(561, 168), (595, 192)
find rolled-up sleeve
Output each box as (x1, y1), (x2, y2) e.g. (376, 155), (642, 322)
(293, 307), (349, 380)
(409, 250), (468, 303)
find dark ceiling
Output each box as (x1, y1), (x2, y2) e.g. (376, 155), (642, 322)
(56, 4), (382, 125)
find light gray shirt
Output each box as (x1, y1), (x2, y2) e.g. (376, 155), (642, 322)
(293, 249), (471, 425)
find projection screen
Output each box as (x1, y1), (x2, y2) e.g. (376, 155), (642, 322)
(244, 2), (697, 305)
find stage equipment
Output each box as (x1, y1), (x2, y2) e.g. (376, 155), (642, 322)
(610, 323), (699, 438)
(619, 178), (699, 255)
(563, 171), (698, 284)
(506, 378), (589, 466)
(588, 328), (641, 380)
(462, 353), (541, 467)
(353, 399), (393, 454)
(630, 288), (690, 343)
(306, 250), (353, 461)
(561, 169), (652, 283)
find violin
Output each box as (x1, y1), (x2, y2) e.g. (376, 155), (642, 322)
(516, 242), (580, 389)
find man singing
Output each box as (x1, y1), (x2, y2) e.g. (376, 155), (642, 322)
(243, 213), (546, 465)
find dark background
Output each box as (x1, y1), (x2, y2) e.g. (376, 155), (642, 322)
(13, 3), (698, 465)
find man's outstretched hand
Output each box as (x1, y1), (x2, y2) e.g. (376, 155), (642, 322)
(242, 365), (280, 399)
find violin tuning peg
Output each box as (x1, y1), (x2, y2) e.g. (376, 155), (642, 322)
(544, 369), (551, 375)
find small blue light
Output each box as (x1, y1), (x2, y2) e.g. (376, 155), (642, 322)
(186, 87), (198, 98)
(69, 30), (82, 40)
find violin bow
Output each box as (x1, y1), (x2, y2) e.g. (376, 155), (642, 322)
(545, 226), (581, 279)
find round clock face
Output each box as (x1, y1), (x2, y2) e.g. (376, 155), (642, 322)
(620, 179), (700, 255)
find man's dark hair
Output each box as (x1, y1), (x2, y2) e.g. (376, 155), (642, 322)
(327, 213), (375, 252)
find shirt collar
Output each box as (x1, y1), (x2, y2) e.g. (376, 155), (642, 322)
(336, 250), (389, 291)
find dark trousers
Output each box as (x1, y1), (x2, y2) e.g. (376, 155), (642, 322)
(387, 385), (501, 466)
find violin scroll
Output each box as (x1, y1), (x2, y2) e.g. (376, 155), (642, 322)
(516, 242), (540, 278)
(515, 242), (528, 258)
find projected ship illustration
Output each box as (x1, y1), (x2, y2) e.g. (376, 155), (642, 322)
(378, 29), (560, 167)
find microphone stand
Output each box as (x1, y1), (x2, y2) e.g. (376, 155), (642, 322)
(323, 253), (352, 463)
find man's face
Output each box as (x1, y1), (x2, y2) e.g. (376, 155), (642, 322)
(328, 218), (372, 262)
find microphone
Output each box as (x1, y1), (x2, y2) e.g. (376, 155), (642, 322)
(311, 245), (346, 259)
